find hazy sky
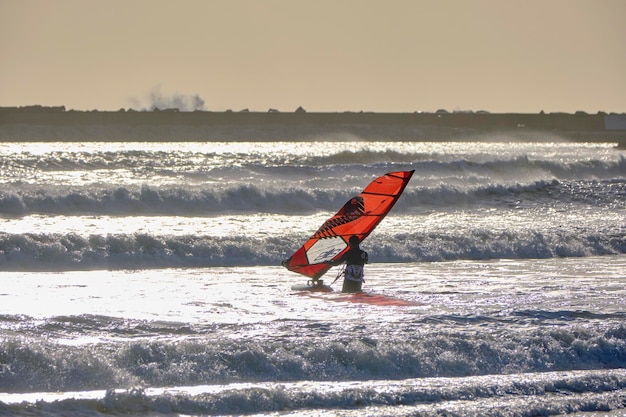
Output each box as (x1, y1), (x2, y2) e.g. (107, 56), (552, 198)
(1, 0), (625, 113)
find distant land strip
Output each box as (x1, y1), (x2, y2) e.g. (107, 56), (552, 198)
(1, 106), (624, 146)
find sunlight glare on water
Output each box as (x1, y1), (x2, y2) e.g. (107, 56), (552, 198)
(0, 139), (624, 416)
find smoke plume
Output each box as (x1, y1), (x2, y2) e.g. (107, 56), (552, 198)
(130, 86), (206, 111)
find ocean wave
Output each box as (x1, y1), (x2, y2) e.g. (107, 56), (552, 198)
(0, 185), (341, 216)
(0, 228), (623, 271)
(0, 233), (278, 271)
(0, 177), (623, 217)
(1, 322), (624, 393)
(3, 147), (625, 177)
(2, 371), (626, 416)
(374, 229), (626, 262)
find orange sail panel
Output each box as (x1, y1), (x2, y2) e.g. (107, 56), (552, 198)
(282, 170), (414, 279)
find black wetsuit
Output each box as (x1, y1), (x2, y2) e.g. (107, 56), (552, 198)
(332, 246), (368, 293)
(335, 246), (368, 266)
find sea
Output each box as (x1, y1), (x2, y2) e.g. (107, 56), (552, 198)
(0, 135), (625, 416)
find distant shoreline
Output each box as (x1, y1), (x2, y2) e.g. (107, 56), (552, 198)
(1, 106), (624, 146)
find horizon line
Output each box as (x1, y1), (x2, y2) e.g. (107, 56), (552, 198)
(2, 105), (624, 116)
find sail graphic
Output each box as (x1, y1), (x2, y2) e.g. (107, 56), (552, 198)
(282, 170), (414, 280)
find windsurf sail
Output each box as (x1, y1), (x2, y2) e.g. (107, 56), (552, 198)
(282, 170), (414, 280)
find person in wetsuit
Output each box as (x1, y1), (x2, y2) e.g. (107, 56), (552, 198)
(327, 235), (368, 293)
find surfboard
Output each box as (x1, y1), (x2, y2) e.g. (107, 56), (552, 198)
(282, 170), (414, 290)
(291, 281), (333, 292)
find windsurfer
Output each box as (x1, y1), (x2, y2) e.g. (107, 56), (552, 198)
(326, 235), (368, 293)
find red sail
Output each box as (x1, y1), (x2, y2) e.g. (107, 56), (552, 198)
(282, 170), (414, 279)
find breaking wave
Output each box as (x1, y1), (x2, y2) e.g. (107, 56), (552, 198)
(0, 228), (623, 271)
(2, 147), (625, 175)
(1, 315), (625, 392)
(0, 177), (624, 217)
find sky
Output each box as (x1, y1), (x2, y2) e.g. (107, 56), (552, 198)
(1, 0), (625, 114)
